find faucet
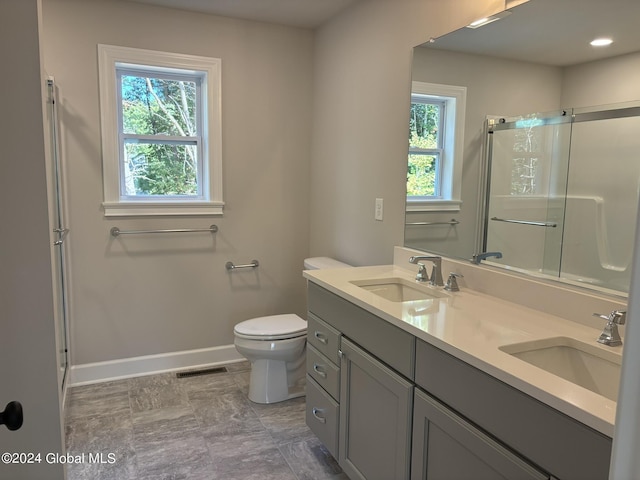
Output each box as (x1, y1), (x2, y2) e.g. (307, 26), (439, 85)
(593, 310), (626, 346)
(472, 251), (503, 264)
(444, 272), (463, 292)
(409, 255), (444, 286)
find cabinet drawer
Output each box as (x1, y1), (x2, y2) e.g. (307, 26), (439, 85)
(306, 375), (339, 458)
(307, 313), (341, 364)
(308, 283), (415, 379)
(415, 339), (611, 480)
(307, 344), (340, 400)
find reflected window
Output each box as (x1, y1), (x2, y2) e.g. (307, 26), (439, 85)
(407, 82), (466, 212)
(511, 118), (542, 195)
(408, 97), (444, 197)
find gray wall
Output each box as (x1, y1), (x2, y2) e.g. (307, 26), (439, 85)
(39, 0), (512, 370)
(561, 51), (640, 107)
(42, 0), (314, 366)
(408, 47), (562, 260)
(0, 0), (64, 477)
(309, 0), (511, 266)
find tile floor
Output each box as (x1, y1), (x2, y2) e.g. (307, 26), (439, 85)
(64, 362), (348, 480)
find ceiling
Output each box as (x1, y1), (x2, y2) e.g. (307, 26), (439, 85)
(424, 0), (640, 66)
(121, 0), (361, 28)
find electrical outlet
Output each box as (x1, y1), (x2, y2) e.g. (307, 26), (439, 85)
(375, 198), (384, 221)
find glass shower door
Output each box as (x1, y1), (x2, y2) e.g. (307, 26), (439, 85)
(47, 78), (70, 392)
(560, 102), (640, 293)
(484, 111), (572, 276)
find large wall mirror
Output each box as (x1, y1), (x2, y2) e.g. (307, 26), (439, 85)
(405, 0), (640, 296)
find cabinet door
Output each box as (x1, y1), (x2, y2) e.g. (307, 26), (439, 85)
(339, 338), (413, 480)
(412, 388), (549, 480)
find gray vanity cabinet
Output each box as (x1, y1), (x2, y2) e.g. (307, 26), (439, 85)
(339, 338), (413, 480)
(306, 283), (416, 479)
(412, 388), (548, 480)
(415, 339), (612, 480)
(306, 313), (342, 458)
(305, 282), (611, 480)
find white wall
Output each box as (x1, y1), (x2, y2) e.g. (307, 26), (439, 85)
(309, 0), (507, 266)
(41, 0), (314, 368)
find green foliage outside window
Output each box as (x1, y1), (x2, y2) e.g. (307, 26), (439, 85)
(407, 102), (440, 197)
(121, 75), (199, 196)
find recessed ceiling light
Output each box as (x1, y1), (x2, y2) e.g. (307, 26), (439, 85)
(590, 38), (613, 47)
(466, 11), (512, 29)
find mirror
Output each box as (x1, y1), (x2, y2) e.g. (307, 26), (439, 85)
(405, 0), (640, 295)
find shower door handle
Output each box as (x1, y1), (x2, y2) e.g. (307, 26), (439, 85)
(490, 217), (557, 228)
(0, 401), (23, 431)
(53, 228), (69, 246)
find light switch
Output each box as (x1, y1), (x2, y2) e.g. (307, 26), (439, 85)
(375, 198), (383, 221)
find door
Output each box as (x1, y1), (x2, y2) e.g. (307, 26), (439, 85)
(484, 111), (572, 276)
(0, 1), (66, 478)
(411, 388), (548, 480)
(339, 338), (413, 480)
(47, 77), (70, 392)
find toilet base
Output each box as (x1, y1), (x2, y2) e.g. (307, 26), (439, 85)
(247, 358), (306, 404)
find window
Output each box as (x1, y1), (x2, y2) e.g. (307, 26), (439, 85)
(408, 97), (445, 197)
(98, 45), (223, 216)
(407, 82), (466, 212)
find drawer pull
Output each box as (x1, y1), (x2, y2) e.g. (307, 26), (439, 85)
(312, 407), (327, 423)
(313, 363), (328, 378)
(314, 331), (329, 344)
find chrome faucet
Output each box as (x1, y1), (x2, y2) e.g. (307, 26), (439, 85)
(593, 310), (626, 346)
(409, 255), (444, 286)
(472, 251), (503, 264)
(445, 272), (463, 292)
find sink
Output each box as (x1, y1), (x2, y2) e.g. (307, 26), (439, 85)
(350, 277), (449, 302)
(499, 337), (621, 401)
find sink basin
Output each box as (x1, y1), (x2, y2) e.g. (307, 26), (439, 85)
(350, 277), (449, 302)
(499, 337), (621, 401)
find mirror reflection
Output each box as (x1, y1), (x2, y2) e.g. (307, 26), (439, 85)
(405, 0), (640, 295)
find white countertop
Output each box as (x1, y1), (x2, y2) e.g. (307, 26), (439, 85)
(304, 264), (621, 437)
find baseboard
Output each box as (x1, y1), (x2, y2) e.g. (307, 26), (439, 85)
(68, 344), (245, 386)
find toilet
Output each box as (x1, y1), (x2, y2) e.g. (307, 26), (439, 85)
(234, 257), (350, 404)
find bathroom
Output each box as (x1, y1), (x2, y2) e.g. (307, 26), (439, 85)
(2, 0), (640, 478)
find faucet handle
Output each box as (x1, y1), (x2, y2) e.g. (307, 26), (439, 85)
(415, 263), (429, 282)
(593, 310), (626, 325)
(444, 272), (463, 292)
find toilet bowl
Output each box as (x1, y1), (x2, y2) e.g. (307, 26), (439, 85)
(233, 257), (350, 404)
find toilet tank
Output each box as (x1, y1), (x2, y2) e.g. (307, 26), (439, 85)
(304, 257), (351, 270)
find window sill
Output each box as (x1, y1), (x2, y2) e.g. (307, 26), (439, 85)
(102, 201), (224, 217)
(406, 199), (462, 213)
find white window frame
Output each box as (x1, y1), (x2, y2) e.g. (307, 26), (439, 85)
(407, 81), (466, 212)
(98, 44), (223, 216)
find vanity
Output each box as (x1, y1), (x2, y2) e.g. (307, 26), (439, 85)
(304, 248), (624, 480)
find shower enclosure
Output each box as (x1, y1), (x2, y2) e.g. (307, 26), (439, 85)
(483, 101), (640, 294)
(47, 77), (70, 392)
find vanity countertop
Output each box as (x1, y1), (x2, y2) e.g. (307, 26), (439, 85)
(304, 264), (620, 437)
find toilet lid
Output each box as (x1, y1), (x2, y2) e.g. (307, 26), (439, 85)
(234, 314), (307, 340)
